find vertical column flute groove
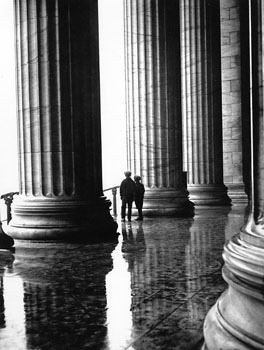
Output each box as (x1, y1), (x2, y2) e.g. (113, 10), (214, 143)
(8, 0), (118, 241)
(39, 0), (52, 196)
(181, 0), (230, 206)
(124, 0), (193, 216)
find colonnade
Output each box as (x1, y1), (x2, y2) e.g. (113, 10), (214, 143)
(1, 0), (252, 236)
(1, 0), (264, 348)
(1, 0), (250, 230)
(5, 0), (251, 239)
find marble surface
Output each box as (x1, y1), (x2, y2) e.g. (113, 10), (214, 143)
(0, 206), (247, 350)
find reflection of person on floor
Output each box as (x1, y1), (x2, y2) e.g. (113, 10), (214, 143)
(120, 171), (136, 222)
(134, 176), (145, 221)
(121, 222), (146, 256)
(121, 224), (134, 253)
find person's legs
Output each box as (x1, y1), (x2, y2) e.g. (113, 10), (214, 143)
(121, 198), (127, 220)
(127, 200), (133, 221)
(138, 204), (143, 220)
(135, 199), (143, 220)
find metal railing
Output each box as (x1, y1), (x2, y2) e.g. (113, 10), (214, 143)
(103, 186), (120, 217)
(1, 192), (19, 224)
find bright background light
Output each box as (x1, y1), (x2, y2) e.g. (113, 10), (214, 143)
(0, 0), (127, 197)
(106, 241), (133, 349)
(98, 0), (127, 190)
(1, 276), (27, 349)
(0, 0), (18, 196)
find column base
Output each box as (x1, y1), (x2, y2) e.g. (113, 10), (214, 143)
(7, 195), (119, 242)
(141, 188), (194, 216)
(0, 224), (15, 250)
(226, 183), (249, 204)
(202, 298), (258, 350)
(188, 184), (231, 206)
(203, 233), (264, 349)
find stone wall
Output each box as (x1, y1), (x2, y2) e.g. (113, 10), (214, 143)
(220, 0), (248, 203)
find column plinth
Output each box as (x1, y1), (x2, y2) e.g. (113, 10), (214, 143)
(7, 196), (117, 241)
(203, 233), (264, 350)
(226, 184), (248, 205)
(8, 0), (118, 241)
(142, 188), (193, 216)
(187, 184), (230, 206)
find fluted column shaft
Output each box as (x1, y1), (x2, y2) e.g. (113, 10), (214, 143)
(8, 0), (117, 240)
(203, 1), (264, 348)
(181, 0), (230, 205)
(124, 0), (193, 216)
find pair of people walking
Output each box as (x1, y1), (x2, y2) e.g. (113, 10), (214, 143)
(120, 171), (145, 222)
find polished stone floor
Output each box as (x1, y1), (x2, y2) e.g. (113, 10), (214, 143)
(0, 205), (248, 350)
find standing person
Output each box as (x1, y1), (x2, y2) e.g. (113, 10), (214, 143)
(120, 171), (136, 222)
(134, 175), (145, 221)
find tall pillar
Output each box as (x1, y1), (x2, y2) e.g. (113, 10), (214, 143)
(180, 0), (231, 206)
(203, 1), (264, 348)
(7, 0), (118, 241)
(124, 0), (193, 216)
(220, 0), (248, 204)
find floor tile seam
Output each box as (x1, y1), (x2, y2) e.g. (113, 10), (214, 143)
(68, 292), (99, 320)
(131, 290), (162, 310)
(124, 289), (206, 349)
(124, 270), (224, 349)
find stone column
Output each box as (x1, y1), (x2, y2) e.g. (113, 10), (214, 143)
(180, 0), (231, 206)
(203, 1), (264, 348)
(220, 0), (248, 204)
(124, 0), (193, 216)
(7, 0), (118, 241)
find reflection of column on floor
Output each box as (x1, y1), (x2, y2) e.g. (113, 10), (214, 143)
(180, 0), (230, 206)
(7, 0), (117, 241)
(203, 1), (264, 348)
(185, 212), (227, 325)
(121, 220), (192, 331)
(14, 244), (116, 350)
(224, 205), (248, 241)
(124, 0), (193, 216)
(220, 0), (248, 204)
(23, 282), (109, 348)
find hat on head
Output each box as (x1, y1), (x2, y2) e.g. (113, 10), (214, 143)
(124, 171), (132, 177)
(134, 175), (141, 181)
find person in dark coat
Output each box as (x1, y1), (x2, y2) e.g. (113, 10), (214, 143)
(120, 171), (136, 222)
(134, 175), (145, 221)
